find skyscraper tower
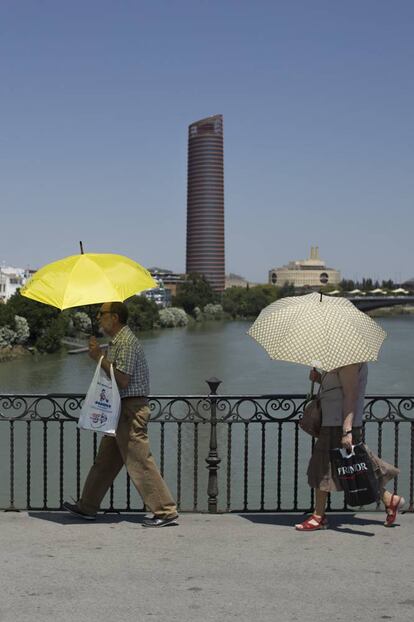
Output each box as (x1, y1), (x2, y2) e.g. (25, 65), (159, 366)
(186, 114), (225, 292)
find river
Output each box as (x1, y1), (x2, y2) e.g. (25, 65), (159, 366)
(1, 317), (414, 395)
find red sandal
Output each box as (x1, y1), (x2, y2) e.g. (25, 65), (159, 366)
(295, 514), (328, 531)
(384, 494), (405, 527)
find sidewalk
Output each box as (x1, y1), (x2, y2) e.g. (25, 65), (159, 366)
(1, 511), (413, 622)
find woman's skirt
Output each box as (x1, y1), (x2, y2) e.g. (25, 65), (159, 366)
(307, 426), (399, 493)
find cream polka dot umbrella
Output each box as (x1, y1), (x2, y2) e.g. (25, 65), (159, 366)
(247, 292), (386, 371)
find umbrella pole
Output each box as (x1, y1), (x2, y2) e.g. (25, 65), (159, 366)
(310, 367), (316, 397)
(88, 305), (99, 337)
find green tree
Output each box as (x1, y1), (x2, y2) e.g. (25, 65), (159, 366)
(223, 285), (280, 318)
(5, 292), (60, 342)
(126, 296), (159, 331)
(277, 282), (296, 298)
(173, 273), (218, 315)
(361, 278), (373, 291)
(339, 279), (355, 292)
(35, 316), (68, 353)
(244, 285), (279, 317)
(222, 287), (249, 318)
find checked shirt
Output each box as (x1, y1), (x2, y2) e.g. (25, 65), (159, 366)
(106, 325), (150, 398)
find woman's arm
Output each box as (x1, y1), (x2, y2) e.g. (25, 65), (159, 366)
(338, 364), (360, 450)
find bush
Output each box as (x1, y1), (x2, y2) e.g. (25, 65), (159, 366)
(158, 307), (189, 328)
(193, 306), (203, 322)
(0, 315), (30, 346)
(0, 326), (16, 347)
(203, 303), (225, 319)
(72, 311), (92, 334)
(14, 315), (30, 344)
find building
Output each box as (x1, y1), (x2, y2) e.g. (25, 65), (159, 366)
(0, 265), (31, 302)
(268, 247), (341, 289)
(186, 114), (225, 292)
(141, 282), (172, 308)
(224, 273), (258, 289)
(148, 268), (186, 298)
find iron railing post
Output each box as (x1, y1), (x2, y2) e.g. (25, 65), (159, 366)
(206, 377), (222, 513)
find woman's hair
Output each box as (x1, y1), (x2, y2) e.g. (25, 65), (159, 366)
(109, 302), (129, 325)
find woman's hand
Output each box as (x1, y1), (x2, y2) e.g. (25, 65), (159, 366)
(309, 368), (321, 383)
(341, 431), (353, 452)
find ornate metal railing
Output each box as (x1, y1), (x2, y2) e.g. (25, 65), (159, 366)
(1, 380), (413, 513)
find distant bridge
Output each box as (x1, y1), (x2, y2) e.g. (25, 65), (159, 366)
(350, 296), (414, 312)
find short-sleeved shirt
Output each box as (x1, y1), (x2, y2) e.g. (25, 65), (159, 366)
(106, 325), (150, 398)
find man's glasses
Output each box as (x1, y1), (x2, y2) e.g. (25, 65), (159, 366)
(96, 311), (112, 319)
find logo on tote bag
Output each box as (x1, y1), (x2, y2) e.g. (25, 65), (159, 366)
(337, 461), (369, 478)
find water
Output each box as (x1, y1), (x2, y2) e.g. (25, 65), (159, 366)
(1, 317), (413, 511)
(1, 316), (414, 395)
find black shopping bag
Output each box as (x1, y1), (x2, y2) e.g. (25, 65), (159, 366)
(330, 443), (380, 506)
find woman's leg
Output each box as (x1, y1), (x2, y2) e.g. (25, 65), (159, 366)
(314, 489), (328, 518)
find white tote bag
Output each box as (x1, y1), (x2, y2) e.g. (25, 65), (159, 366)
(78, 356), (121, 436)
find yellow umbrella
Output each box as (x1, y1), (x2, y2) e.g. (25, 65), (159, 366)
(20, 246), (157, 310)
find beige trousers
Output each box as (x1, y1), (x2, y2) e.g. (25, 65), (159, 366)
(78, 397), (177, 518)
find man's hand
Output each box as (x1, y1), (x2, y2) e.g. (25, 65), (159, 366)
(88, 336), (103, 362)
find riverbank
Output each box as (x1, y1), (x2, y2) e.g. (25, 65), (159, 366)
(367, 305), (414, 318)
(0, 345), (32, 363)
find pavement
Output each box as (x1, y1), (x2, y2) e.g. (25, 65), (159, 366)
(0, 511), (413, 622)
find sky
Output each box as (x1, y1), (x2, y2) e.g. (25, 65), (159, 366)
(1, 0), (413, 283)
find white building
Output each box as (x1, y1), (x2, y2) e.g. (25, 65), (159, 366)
(0, 265), (31, 302)
(268, 247), (341, 289)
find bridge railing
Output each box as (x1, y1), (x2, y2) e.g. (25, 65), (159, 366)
(1, 382), (413, 513)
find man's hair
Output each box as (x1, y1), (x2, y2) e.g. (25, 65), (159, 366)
(109, 302), (128, 325)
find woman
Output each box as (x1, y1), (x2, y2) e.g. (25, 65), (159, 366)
(295, 362), (405, 531)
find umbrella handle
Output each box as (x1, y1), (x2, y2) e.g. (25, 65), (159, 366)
(310, 366), (317, 398)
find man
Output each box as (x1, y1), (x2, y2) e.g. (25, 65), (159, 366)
(63, 301), (178, 527)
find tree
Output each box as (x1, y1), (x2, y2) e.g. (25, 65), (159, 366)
(339, 279), (355, 292)
(35, 316), (68, 353)
(361, 278), (373, 291)
(173, 273), (218, 315)
(5, 292), (60, 342)
(222, 285), (279, 318)
(278, 282), (296, 298)
(222, 287), (249, 318)
(126, 296), (159, 331)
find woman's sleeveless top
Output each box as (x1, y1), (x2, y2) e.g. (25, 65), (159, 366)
(320, 363), (368, 427)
